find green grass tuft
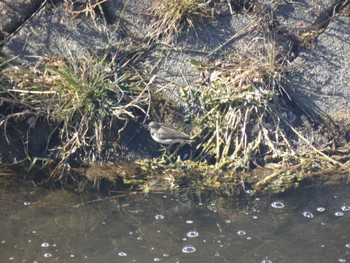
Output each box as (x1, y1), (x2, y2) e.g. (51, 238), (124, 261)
(1, 55), (149, 176)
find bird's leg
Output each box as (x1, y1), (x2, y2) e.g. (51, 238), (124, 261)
(159, 145), (173, 162)
(168, 142), (186, 160)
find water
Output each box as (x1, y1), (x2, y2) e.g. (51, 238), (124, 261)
(0, 181), (349, 262)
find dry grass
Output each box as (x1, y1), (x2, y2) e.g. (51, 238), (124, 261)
(145, 0), (212, 43)
(64, 0), (108, 19)
(1, 54), (150, 177)
(189, 38), (294, 170)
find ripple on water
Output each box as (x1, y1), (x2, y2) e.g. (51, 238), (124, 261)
(187, 230), (199, 238)
(155, 214), (164, 220)
(317, 207), (325, 212)
(41, 242), (49, 248)
(271, 201), (285, 209)
(335, 211), (344, 217)
(237, 230), (246, 236)
(341, 205), (350, 211)
(182, 245), (196, 254)
(302, 211), (314, 219)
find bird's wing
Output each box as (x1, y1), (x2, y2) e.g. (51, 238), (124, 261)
(158, 125), (191, 140)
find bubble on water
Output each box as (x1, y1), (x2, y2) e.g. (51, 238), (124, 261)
(237, 230), (246, 236)
(252, 215), (258, 219)
(186, 220), (194, 224)
(31, 230), (37, 234)
(335, 211), (344, 217)
(247, 236), (252, 240)
(9, 257), (14, 261)
(1, 240), (5, 244)
(187, 230), (199, 238)
(102, 221), (106, 225)
(28, 240), (31, 243)
(246, 190), (254, 194)
(118, 252), (127, 257)
(302, 211), (314, 218)
(261, 258), (272, 263)
(155, 214), (164, 220)
(215, 251), (220, 256)
(345, 244), (350, 248)
(70, 254), (75, 258)
(271, 201), (285, 209)
(137, 236), (143, 241)
(341, 205), (350, 211)
(52, 244), (57, 247)
(182, 245), (196, 254)
(41, 242), (49, 248)
(317, 207), (325, 212)
(43, 253), (52, 258)
(163, 253), (169, 257)
(225, 219), (231, 224)
(23, 201), (31, 206)
(154, 257), (161, 261)
(338, 259), (346, 262)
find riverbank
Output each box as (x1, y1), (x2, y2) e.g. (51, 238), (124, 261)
(0, 0), (349, 194)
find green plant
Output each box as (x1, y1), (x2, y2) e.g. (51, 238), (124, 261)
(190, 40), (293, 169)
(1, 55), (149, 176)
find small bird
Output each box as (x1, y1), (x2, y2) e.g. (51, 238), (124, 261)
(148, 121), (194, 145)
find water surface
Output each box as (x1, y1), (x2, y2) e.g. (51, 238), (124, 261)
(0, 180), (349, 262)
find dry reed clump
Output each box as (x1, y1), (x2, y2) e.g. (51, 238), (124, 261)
(0, 55), (149, 177)
(145, 0), (213, 43)
(190, 39), (294, 170)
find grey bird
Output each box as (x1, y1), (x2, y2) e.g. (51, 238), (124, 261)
(148, 121), (195, 145)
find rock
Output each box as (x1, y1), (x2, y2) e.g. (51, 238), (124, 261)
(286, 15), (350, 127)
(0, 0), (44, 43)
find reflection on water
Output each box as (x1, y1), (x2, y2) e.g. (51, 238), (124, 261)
(0, 180), (349, 263)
